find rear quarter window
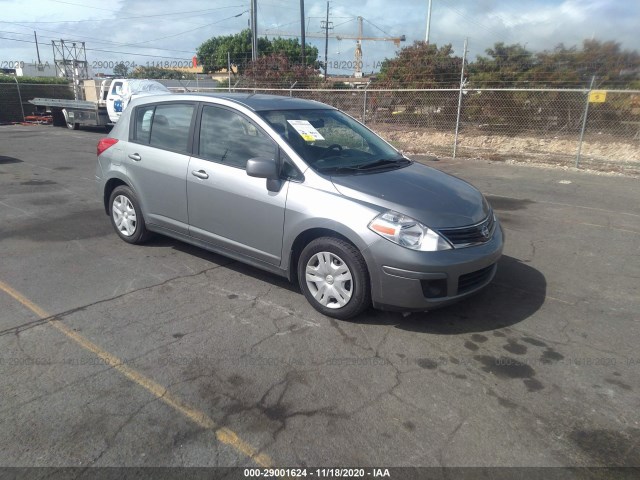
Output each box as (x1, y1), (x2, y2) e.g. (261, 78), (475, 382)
(133, 105), (154, 144)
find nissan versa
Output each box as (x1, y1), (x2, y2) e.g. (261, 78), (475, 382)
(96, 93), (503, 319)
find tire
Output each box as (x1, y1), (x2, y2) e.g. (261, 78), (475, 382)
(108, 185), (150, 244)
(51, 108), (66, 127)
(62, 109), (79, 130)
(298, 237), (371, 319)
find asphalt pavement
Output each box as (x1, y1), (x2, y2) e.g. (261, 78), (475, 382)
(0, 124), (638, 469)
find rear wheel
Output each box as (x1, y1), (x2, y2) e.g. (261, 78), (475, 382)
(108, 185), (150, 244)
(51, 108), (66, 127)
(62, 109), (79, 130)
(298, 237), (371, 319)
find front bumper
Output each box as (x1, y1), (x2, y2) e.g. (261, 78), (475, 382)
(364, 221), (504, 311)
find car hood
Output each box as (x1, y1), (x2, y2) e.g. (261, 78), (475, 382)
(330, 162), (489, 228)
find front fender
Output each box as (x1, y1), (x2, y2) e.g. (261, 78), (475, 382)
(281, 182), (382, 274)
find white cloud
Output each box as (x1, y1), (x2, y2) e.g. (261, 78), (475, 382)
(0, 0), (637, 74)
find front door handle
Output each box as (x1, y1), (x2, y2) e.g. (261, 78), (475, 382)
(128, 153), (141, 161)
(191, 169), (209, 179)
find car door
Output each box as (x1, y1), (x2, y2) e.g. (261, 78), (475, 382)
(187, 104), (288, 266)
(106, 80), (124, 122)
(123, 101), (196, 234)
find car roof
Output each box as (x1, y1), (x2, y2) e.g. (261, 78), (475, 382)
(138, 93), (335, 112)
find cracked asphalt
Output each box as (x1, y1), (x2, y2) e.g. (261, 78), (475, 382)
(0, 124), (639, 468)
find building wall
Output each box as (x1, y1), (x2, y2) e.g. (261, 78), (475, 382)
(16, 63), (58, 78)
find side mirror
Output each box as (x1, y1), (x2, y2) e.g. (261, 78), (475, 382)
(246, 157), (283, 192)
(246, 157), (278, 180)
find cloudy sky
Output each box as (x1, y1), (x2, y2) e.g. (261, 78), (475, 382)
(1, 0), (638, 75)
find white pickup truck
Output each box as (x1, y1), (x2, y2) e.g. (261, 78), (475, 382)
(29, 78), (169, 130)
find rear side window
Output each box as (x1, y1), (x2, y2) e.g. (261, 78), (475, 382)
(149, 104), (194, 154)
(132, 103), (195, 154)
(198, 105), (276, 169)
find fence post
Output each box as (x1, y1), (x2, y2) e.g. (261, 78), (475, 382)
(13, 75), (25, 123)
(362, 81), (371, 125)
(289, 81), (297, 97)
(576, 75), (595, 168)
(453, 38), (468, 159)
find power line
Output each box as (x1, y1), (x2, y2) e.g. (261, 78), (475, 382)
(362, 18), (392, 37)
(438, 0), (509, 41)
(117, 11), (248, 47)
(46, 0), (121, 13)
(8, 3), (245, 23)
(2, 8), (249, 56)
(0, 26), (201, 55)
(0, 36), (195, 61)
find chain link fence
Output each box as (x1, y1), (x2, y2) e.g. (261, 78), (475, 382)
(2, 80), (639, 172)
(206, 86), (639, 171)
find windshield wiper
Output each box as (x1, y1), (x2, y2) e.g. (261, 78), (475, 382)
(316, 157), (411, 175)
(316, 165), (361, 174)
(355, 157), (411, 171)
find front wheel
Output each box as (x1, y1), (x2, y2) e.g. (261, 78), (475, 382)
(108, 185), (150, 244)
(298, 237), (371, 319)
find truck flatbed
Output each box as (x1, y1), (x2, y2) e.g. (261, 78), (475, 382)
(29, 98), (102, 110)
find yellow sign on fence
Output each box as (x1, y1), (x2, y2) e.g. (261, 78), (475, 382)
(589, 90), (607, 103)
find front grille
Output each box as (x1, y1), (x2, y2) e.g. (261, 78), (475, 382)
(457, 264), (495, 294)
(438, 213), (495, 248)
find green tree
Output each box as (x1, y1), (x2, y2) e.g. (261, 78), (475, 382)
(113, 62), (129, 77)
(268, 37), (319, 68)
(468, 40), (640, 88)
(245, 53), (320, 87)
(130, 66), (195, 79)
(376, 41), (462, 88)
(197, 29), (318, 74)
(468, 42), (535, 88)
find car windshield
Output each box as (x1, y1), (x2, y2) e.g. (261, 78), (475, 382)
(259, 108), (410, 174)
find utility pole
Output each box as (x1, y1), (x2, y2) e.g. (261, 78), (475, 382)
(321, 1), (332, 78)
(453, 37), (468, 159)
(250, 0), (258, 61)
(34, 31), (42, 64)
(576, 75), (596, 168)
(300, 0), (306, 66)
(425, 0), (432, 43)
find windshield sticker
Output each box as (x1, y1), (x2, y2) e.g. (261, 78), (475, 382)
(287, 120), (325, 142)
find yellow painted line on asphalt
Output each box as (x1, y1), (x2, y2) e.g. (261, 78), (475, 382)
(0, 280), (273, 468)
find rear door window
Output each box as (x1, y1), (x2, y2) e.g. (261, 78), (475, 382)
(149, 104), (195, 154)
(131, 103), (195, 154)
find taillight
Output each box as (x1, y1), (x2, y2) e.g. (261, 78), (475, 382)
(97, 138), (118, 156)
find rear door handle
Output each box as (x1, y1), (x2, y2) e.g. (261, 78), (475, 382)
(191, 169), (209, 179)
(128, 153), (141, 161)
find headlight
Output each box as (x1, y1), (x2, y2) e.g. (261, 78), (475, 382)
(368, 210), (452, 251)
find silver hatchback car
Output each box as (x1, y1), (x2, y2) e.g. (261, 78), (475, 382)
(96, 93), (503, 319)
